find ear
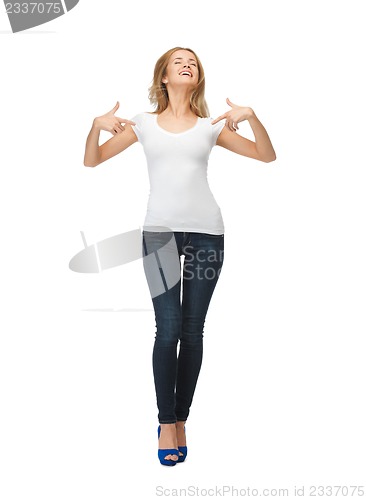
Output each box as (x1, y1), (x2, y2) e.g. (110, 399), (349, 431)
(162, 76), (168, 84)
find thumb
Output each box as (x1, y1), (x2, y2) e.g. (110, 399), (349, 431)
(109, 101), (120, 114)
(226, 97), (236, 108)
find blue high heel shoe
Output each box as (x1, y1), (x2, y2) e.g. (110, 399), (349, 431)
(177, 425), (187, 463)
(157, 425), (179, 466)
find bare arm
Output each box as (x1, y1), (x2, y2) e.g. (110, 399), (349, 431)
(84, 122), (138, 167)
(84, 102), (137, 167)
(212, 98), (276, 163)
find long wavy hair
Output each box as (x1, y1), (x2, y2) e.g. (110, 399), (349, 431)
(148, 47), (209, 118)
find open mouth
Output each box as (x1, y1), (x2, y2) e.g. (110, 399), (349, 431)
(179, 71), (193, 77)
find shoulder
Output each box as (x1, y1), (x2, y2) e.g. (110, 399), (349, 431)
(130, 112), (156, 142)
(132, 111), (157, 125)
(131, 112), (153, 129)
(205, 117), (225, 147)
(131, 111), (147, 122)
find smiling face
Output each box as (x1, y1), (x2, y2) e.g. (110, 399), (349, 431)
(162, 49), (199, 90)
(149, 46), (209, 117)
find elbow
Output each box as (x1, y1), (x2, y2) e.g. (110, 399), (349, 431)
(255, 146), (276, 163)
(84, 150), (102, 167)
(267, 154), (277, 163)
(262, 152), (276, 163)
(83, 158), (98, 167)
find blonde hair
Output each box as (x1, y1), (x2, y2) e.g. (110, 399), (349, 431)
(148, 47), (209, 118)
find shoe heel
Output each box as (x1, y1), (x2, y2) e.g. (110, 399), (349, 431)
(177, 425), (187, 463)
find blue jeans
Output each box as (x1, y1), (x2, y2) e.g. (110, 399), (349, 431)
(142, 230), (224, 423)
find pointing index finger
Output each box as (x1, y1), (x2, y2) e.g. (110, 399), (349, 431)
(116, 117), (136, 125)
(211, 113), (227, 125)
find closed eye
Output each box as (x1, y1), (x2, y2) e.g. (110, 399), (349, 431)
(173, 59), (197, 66)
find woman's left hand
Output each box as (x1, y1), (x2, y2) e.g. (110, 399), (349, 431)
(211, 98), (254, 132)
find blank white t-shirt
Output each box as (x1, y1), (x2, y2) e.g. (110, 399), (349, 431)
(131, 112), (225, 235)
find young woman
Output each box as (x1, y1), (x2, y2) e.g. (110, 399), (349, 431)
(84, 46), (276, 466)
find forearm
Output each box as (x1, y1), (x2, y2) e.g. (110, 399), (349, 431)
(84, 121), (101, 167)
(247, 111), (276, 162)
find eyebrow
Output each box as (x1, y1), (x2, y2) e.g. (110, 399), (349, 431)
(173, 57), (197, 63)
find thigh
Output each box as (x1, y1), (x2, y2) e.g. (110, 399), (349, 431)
(181, 233), (224, 322)
(142, 230), (182, 299)
(142, 230), (183, 335)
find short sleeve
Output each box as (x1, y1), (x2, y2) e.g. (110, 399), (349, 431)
(131, 113), (146, 143)
(210, 118), (225, 148)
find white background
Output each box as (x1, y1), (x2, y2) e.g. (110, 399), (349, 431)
(1, 0), (365, 498)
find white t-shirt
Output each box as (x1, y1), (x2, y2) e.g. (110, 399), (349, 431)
(131, 112), (225, 235)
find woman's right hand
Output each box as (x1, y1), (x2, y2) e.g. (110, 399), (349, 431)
(93, 101), (136, 135)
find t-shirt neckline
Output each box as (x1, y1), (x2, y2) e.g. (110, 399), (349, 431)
(153, 113), (200, 136)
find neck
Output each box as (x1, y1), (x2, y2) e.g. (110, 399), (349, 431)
(163, 87), (195, 117)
